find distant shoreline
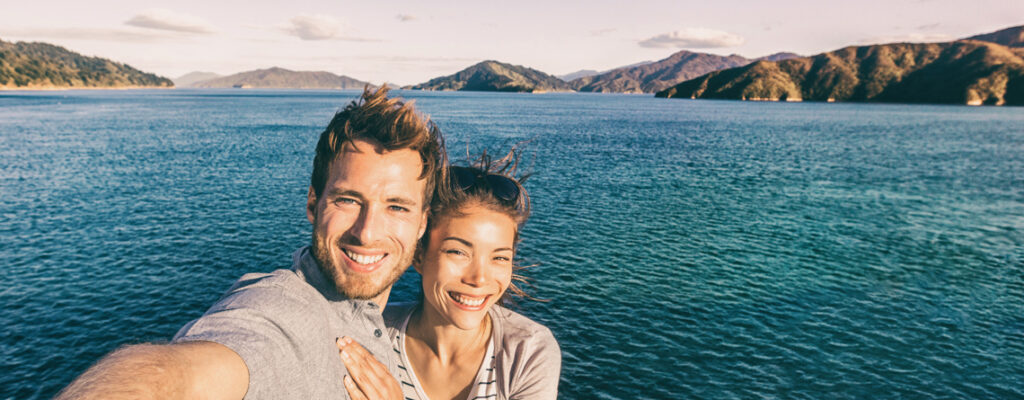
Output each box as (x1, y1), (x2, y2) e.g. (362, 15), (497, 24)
(0, 85), (175, 91)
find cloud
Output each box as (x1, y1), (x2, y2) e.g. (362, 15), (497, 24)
(639, 28), (745, 49)
(285, 14), (343, 40)
(1, 27), (169, 42)
(396, 14), (416, 22)
(125, 9), (214, 34)
(859, 33), (953, 45)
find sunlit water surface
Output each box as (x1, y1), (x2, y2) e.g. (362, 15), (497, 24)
(1, 90), (1022, 399)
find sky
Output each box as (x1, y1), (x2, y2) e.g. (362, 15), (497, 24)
(1, 0), (1021, 86)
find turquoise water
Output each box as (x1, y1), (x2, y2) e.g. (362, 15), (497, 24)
(1, 89), (1022, 399)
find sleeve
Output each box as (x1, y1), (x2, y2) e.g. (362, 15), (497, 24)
(508, 326), (562, 400)
(173, 282), (317, 399)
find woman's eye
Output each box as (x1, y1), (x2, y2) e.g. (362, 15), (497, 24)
(445, 249), (466, 257)
(494, 256), (512, 263)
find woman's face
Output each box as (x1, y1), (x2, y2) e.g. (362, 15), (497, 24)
(417, 204), (516, 330)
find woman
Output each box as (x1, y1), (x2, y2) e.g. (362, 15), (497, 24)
(337, 151), (561, 400)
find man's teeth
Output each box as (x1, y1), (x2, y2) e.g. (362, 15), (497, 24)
(450, 292), (486, 307)
(344, 250), (385, 265)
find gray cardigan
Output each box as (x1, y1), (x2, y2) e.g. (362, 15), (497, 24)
(383, 302), (562, 400)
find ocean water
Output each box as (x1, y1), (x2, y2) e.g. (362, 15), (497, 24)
(1, 89), (1022, 399)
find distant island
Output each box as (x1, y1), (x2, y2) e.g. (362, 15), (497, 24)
(4, 24), (1023, 105)
(656, 36), (1024, 106)
(0, 39), (172, 90)
(189, 67), (370, 89)
(570, 51), (800, 94)
(408, 60), (572, 93)
(173, 71), (222, 88)
(558, 69), (602, 82)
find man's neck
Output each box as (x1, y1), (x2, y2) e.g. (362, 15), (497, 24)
(368, 288), (391, 311)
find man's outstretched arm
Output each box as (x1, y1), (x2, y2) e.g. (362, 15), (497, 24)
(55, 341), (248, 400)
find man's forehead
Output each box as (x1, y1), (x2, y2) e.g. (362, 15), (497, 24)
(326, 145), (426, 198)
(338, 138), (385, 154)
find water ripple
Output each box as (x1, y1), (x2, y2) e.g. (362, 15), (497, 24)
(2, 91), (1022, 398)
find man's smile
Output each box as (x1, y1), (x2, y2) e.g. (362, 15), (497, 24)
(341, 248), (388, 272)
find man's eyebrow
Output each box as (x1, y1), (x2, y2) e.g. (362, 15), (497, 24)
(441, 237), (473, 247)
(387, 196), (419, 207)
(325, 189), (365, 200)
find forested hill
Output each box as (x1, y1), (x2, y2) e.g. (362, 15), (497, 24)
(569, 51), (800, 94)
(966, 25), (1024, 48)
(409, 60), (572, 92)
(190, 67), (370, 89)
(0, 39), (172, 89)
(656, 40), (1024, 106)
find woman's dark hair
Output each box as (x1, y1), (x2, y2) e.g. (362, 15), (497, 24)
(415, 147), (538, 303)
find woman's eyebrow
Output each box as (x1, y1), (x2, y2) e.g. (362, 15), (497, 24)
(440, 237), (473, 247)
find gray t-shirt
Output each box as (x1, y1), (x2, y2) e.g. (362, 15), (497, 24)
(173, 247), (396, 399)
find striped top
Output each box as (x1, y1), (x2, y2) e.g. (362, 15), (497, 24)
(393, 311), (498, 400)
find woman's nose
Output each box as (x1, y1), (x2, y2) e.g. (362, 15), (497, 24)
(463, 257), (489, 286)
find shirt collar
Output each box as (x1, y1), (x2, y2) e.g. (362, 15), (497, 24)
(291, 246), (380, 313)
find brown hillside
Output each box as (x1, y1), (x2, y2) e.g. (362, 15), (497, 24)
(657, 41), (1024, 106)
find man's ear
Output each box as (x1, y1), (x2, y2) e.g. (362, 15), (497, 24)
(412, 248), (424, 274)
(417, 210), (428, 240)
(413, 212), (429, 275)
(306, 186), (318, 224)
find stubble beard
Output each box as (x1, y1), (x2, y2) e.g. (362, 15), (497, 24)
(310, 217), (412, 300)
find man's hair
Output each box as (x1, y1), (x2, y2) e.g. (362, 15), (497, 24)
(310, 86), (446, 206)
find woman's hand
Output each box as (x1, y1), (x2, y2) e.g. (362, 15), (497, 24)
(336, 336), (403, 400)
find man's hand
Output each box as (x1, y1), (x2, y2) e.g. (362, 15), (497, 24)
(337, 336), (403, 400)
(55, 341), (248, 400)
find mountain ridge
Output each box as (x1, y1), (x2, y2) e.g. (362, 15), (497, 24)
(408, 60), (572, 92)
(966, 25), (1024, 48)
(655, 40), (1024, 106)
(0, 39), (172, 89)
(570, 50), (800, 93)
(174, 71), (222, 88)
(192, 67), (370, 89)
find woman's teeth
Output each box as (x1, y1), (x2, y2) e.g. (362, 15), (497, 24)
(344, 250), (384, 265)
(450, 292), (486, 307)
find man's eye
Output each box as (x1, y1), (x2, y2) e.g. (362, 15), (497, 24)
(335, 198), (358, 205)
(388, 205), (410, 212)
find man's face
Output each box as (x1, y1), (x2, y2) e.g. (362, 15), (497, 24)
(307, 138), (428, 305)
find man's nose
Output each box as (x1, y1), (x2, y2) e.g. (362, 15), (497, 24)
(348, 205), (381, 245)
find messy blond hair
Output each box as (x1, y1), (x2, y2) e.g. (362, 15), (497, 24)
(310, 86), (447, 206)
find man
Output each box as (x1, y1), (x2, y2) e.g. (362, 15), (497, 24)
(57, 87), (446, 399)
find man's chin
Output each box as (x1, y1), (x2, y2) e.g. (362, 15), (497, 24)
(321, 262), (402, 300)
(310, 237), (407, 301)
(335, 276), (388, 300)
